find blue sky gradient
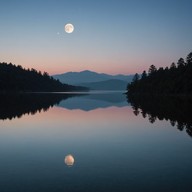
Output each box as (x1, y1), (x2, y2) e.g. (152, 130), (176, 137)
(0, 0), (192, 74)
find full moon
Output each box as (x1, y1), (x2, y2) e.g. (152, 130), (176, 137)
(64, 154), (75, 166)
(65, 23), (74, 33)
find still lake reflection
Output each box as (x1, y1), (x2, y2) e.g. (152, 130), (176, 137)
(0, 92), (192, 192)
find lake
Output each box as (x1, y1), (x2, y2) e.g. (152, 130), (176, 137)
(0, 92), (192, 192)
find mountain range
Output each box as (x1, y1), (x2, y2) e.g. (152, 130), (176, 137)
(53, 70), (134, 90)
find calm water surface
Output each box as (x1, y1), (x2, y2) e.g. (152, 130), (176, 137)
(0, 92), (192, 192)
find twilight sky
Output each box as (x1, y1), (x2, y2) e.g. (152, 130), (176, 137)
(0, 0), (192, 75)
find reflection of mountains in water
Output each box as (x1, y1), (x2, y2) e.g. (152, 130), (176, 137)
(0, 93), (75, 120)
(128, 95), (192, 137)
(57, 91), (128, 111)
(0, 92), (128, 120)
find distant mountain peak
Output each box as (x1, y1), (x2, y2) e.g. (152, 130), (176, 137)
(79, 70), (98, 74)
(80, 70), (94, 73)
(52, 70), (134, 88)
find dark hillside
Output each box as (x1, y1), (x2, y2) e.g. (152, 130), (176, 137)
(127, 52), (192, 96)
(0, 62), (88, 92)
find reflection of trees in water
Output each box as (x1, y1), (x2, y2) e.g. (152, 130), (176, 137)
(127, 95), (192, 137)
(0, 93), (75, 120)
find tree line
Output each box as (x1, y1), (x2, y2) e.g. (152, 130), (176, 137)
(127, 52), (192, 95)
(0, 62), (88, 92)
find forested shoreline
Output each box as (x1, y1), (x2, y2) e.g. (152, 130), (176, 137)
(0, 62), (88, 92)
(127, 52), (192, 96)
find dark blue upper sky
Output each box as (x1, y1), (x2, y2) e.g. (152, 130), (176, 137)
(0, 0), (192, 74)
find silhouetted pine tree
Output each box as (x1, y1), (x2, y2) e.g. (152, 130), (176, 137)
(127, 52), (192, 95)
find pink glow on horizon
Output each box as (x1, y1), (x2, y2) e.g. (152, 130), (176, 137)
(1, 52), (173, 76)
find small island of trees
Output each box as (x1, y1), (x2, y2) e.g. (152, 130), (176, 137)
(0, 62), (88, 92)
(127, 52), (192, 96)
